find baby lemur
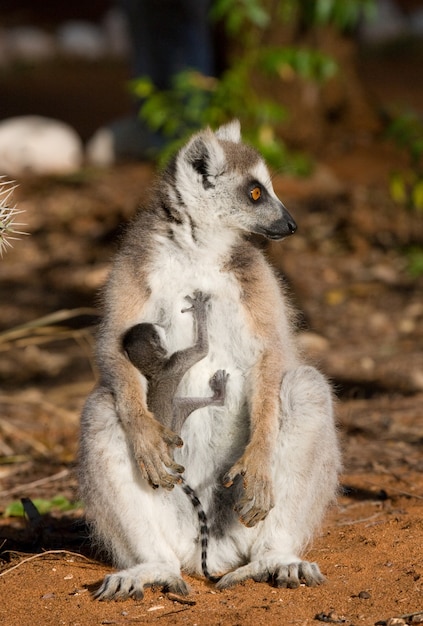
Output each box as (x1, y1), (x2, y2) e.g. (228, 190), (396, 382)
(79, 120), (340, 601)
(122, 290), (228, 582)
(122, 291), (228, 435)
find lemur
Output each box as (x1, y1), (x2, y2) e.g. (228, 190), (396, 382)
(122, 290), (228, 582)
(79, 120), (341, 601)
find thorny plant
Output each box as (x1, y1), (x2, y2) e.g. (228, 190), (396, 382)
(0, 177), (27, 257)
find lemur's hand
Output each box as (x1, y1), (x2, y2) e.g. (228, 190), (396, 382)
(132, 416), (184, 490)
(181, 290), (210, 314)
(223, 450), (275, 527)
(209, 369), (229, 404)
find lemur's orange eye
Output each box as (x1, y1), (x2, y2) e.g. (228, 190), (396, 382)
(250, 186), (261, 201)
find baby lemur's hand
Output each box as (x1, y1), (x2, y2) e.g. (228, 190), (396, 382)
(181, 290), (210, 314)
(209, 369), (229, 404)
(132, 417), (184, 491)
(223, 450), (275, 527)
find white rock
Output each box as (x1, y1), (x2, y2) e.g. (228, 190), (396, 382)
(56, 21), (107, 59)
(86, 127), (115, 167)
(0, 116), (83, 176)
(5, 26), (56, 62)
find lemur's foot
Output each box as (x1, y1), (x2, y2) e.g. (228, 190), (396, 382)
(95, 565), (190, 601)
(209, 369), (229, 402)
(181, 290), (210, 313)
(216, 559), (325, 590)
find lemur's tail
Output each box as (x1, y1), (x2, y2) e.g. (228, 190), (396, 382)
(180, 479), (221, 583)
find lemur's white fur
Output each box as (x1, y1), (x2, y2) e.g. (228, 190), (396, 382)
(79, 120), (341, 600)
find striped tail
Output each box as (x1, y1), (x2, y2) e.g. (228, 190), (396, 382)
(180, 478), (221, 583)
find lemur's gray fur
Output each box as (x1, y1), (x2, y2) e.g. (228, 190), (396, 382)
(122, 290), (228, 582)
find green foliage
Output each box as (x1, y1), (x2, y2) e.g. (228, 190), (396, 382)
(405, 246), (423, 278)
(284, 0), (376, 31)
(210, 0), (270, 36)
(389, 111), (423, 165)
(388, 111), (423, 212)
(260, 46), (337, 82)
(132, 0), (371, 171)
(4, 495), (81, 518)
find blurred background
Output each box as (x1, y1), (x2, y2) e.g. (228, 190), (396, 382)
(0, 2), (422, 620)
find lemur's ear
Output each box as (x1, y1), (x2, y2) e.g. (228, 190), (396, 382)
(181, 129), (226, 181)
(186, 137), (211, 177)
(215, 120), (241, 143)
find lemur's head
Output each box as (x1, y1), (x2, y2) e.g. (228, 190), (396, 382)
(122, 323), (168, 379)
(168, 120), (296, 241)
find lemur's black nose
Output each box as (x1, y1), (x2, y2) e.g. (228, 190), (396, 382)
(282, 205), (297, 237)
(287, 217), (297, 234)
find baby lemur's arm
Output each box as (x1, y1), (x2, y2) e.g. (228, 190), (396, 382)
(165, 291), (210, 381)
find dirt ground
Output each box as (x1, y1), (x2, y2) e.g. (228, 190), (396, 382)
(0, 48), (423, 626)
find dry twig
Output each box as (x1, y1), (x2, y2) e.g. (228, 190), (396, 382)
(0, 308), (98, 349)
(0, 468), (70, 498)
(0, 550), (94, 578)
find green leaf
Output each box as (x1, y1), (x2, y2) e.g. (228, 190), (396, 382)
(130, 77), (155, 99)
(4, 500), (25, 517)
(406, 246), (423, 277)
(389, 173), (408, 205)
(4, 495), (81, 517)
(412, 179), (423, 211)
(211, 0), (270, 34)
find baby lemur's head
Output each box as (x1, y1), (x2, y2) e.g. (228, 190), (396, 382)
(122, 323), (167, 380)
(163, 120), (296, 241)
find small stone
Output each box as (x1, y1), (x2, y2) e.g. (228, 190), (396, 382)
(0, 116), (83, 176)
(69, 588), (88, 596)
(358, 590), (371, 599)
(6, 26), (55, 63)
(56, 21), (106, 59)
(314, 611), (346, 623)
(386, 619), (406, 626)
(167, 592), (196, 605)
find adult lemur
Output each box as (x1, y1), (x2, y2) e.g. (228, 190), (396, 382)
(79, 121), (341, 600)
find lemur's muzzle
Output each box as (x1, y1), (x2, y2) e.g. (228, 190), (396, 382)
(260, 205), (297, 240)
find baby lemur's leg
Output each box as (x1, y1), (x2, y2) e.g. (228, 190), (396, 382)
(172, 369), (229, 433)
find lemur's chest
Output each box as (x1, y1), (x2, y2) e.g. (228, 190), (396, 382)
(141, 242), (262, 390)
